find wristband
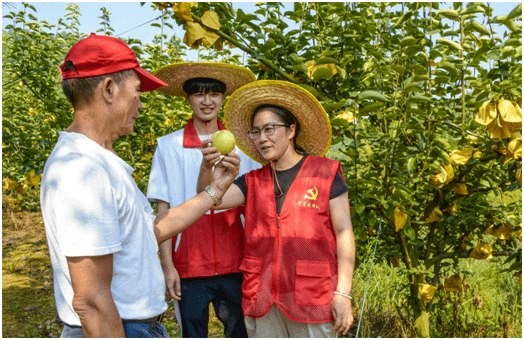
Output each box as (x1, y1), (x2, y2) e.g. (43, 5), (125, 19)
(334, 290), (352, 300)
(204, 185), (222, 206)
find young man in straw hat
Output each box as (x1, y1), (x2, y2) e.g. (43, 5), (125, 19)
(147, 62), (261, 338)
(197, 80), (356, 337)
(40, 34), (241, 338)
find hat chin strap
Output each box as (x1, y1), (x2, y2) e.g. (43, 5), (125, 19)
(270, 160), (284, 198)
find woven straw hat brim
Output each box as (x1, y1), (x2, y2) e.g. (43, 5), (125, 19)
(224, 80), (332, 165)
(153, 62), (256, 97)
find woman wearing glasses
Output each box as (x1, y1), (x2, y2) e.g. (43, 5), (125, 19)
(197, 80), (356, 338)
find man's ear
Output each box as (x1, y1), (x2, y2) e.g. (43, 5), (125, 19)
(100, 77), (116, 104)
(185, 94), (191, 104)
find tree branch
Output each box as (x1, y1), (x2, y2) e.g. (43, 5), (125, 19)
(191, 14), (299, 84)
(436, 120), (480, 137)
(449, 182), (512, 203)
(426, 250), (516, 269)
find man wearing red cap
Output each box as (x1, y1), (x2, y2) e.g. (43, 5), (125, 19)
(40, 33), (241, 338)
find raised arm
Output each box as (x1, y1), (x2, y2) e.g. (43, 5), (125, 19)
(196, 138), (246, 210)
(154, 151), (242, 244)
(329, 192), (356, 336)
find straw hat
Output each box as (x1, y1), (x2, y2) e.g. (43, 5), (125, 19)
(153, 62), (256, 97)
(224, 80), (332, 165)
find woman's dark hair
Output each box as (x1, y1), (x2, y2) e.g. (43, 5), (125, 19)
(61, 60), (133, 108)
(182, 77), (227, 95)
(252, 104), (306, 155)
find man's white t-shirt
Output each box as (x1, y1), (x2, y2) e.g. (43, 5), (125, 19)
(40, 131), (167, 326)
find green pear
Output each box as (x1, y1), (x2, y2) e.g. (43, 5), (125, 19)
(212, 130), (236, 155)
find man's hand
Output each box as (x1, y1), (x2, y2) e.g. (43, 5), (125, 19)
(210, 152), (240, 195)
(332, 294), (354, 335)
(163, 264), (181, 301)
(201, 138), (222, 170)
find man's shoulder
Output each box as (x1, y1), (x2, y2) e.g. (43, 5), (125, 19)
(47, 148), (107, 175)
(48, 136), (104, 167)
(44, 134), (116, 181)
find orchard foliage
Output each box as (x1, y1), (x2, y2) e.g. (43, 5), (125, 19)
(1, 3), (210, 208)
(2, 2), (522, 337)
(152, 2), (522, 336)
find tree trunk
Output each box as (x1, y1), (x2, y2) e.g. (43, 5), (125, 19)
(409, 277), (430, 338)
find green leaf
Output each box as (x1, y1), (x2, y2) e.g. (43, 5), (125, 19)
(407, 158), (417, 174)
(330, 118), (349, 128)
(359, 102), (385, 115)
(322, 101), (343, 112)
(470, 20), (490, 36)
(152, 113), (164, 120)
(404, 81), (421, 92)
(354, 202), (365, 214)
(437, 60), (456, 72)
(358, 90), (390, 102)
(459, 5), (485, 15)
(413, 74), (430, 82)
(25, 4), (37, 12)
(314, 57), (340, 65)
(514, 46), (522, 58)
(507, 3), (522, 21)
(404, 225), (416, 240)
(400, 36), (417, 47)
(312, 68), (332, 82)
(492, 14), (508, 23)
(394, 10), (413, 27)
(298, 84), (320, 97)
(407, 94), (432, 103)
(436, 38), (463, 50)
(391, 66), (406, 76)
(436, 8), (459, 20)
(290, 63), (308, 73)
(434, 146), (451, 164)
(503, 38), (521, 47)
(500, 46), (515, 59)
(487, 50), (500, 61)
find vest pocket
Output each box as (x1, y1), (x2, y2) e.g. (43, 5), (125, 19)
(295, 260), (331, 306)
(239, 257), (262, 301)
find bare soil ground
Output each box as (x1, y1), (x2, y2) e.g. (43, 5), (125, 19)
(2, 209), (226, 338)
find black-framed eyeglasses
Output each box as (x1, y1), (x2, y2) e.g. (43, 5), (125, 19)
(248, 123), (289, 140)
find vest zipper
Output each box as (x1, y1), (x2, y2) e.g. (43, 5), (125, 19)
(272, 214), (282, 304)
(211, 210), (218, 276)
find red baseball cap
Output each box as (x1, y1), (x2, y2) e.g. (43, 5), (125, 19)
(60, 33), (168, 92)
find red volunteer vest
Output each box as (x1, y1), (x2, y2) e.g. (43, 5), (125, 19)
(172, 119), (245, 278)
(241, 156), (341, 323)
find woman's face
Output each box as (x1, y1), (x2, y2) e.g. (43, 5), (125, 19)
(251, 109), (295, 162)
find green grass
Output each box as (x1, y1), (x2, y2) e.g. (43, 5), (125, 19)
(2, 204), (521, 338)
(348, 241), (522, 338)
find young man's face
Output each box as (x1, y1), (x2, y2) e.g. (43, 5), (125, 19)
(186, 91), (225, 122)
